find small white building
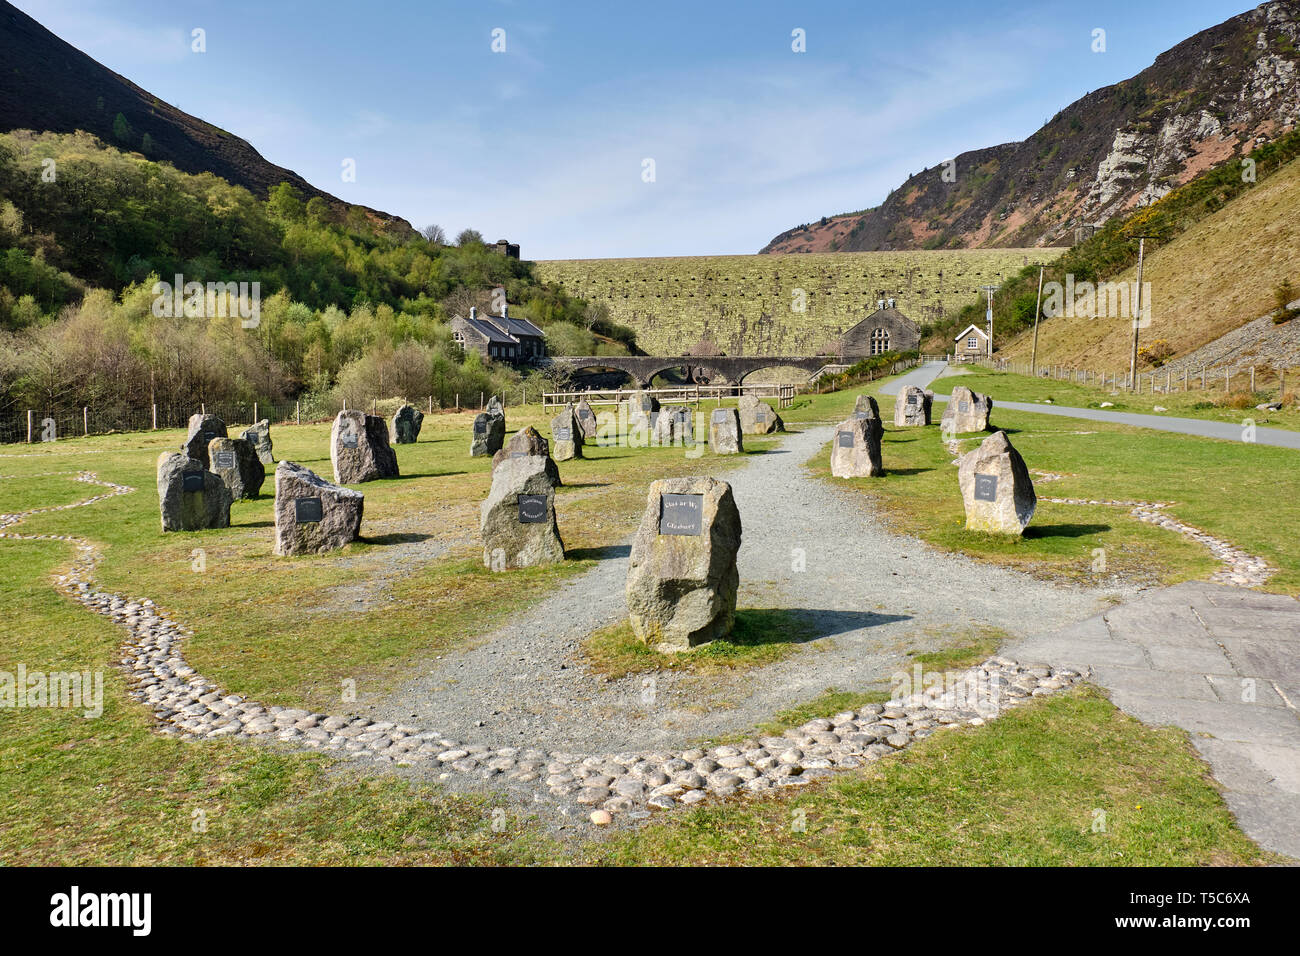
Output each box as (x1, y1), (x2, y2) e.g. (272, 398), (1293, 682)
(953, 324), (989, 362)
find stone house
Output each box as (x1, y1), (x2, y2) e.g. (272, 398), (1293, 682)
(827, 302), (921, 358)
(450, 306), (546, 364)
(953, 323), (989, 361)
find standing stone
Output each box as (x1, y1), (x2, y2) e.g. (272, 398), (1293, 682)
(331, 411), (399, 484)
(653, 406), (693, 446)
(625, 476), (741, 651)
(707, 407), (743, 454)
(894, 386), (933, 426)
(830, 417), (884, 477)
(480, 455), (565, 570)
(625, 391), (659, 432)
(273, 461), (364, 556)
(574, 399), (599, 439)
(182, 414), (227, 469)
(738, 395), (784, 435)
(850, 394), (885, 447)
(958, 430), (1036, 535)
(486, 396), (505, 420)
(240, 419), (274, 465)
(492, 426), (562, 485)
(550, 405), (584, 461)
(390, 404), (424, 444)
(207, 436), (265, 500)
(156, 452), (232, 532)
(941, 385), (993, 433)
(471, 411), (506, 457)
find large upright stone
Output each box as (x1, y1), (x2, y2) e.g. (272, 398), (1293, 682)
(894, 386), (933, 427)
(273, 461), (364, 556)
(941, 385), (993, 434)
(625, 476), (741, 652)
(574, 399), (599, 439)
(958, 430), (1036, 535)
(471, 411), (506, 457)
(240, 419), (274, 465)
(207, 436), (265, 500)
(480, 455), (565, 570)
(492, 426), (562, 485)
(738, 395), (784, 435)
(707, 407), (743, 455)
(830, 417), (883, 477)
(390, 404), (424, 444)
(653, 405), (693, 447)
(156, 452), (231, 532)
(625, 391), (659, 432)
(331, 411), (399, 484)
(850, 394), (885, 448)
(550, 406), (584, 461)
(183, 414), (227, 469)
(486, 395), (505, 420)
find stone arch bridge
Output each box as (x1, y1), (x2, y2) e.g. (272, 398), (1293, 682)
(545, 355), (842, 388)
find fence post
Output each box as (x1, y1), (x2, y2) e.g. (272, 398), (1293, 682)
(152, 404), (157, 429)
(83, 406), (88, 436)
(26, 409), (32, 443)
(455, 394), (460, 412)
(201, 402), (205, 415)
(427, 395), (432, 414)
(1250, 366), (1256, 393)
(1281, 370), (1287, 402)
(253, 402), (258, 423)
(296, 401), (301, 425)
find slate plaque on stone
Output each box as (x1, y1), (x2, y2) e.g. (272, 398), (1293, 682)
(578, 407), (595, 421)
(341, 431), (358, 449)
(906, 394), (918, 405)
(510, 451), (526, 459)
(203, 431), (215, 442)
(182, 473), (205, 493)
(474, 419), (487, 434)
(555, 427), (572, 441)
(659, 493), (703, 536)
(974, 474), (999, 502)
(214, 450), (235, 469)
(852, 411), (868, 420)
(755, 409), (767, 421)
(517, 494), (547, 523)
(959, 400), (970, 413)
(295, 496), (323, 523)
(711, 409), (729, 424)
(837, 431), (855, 448)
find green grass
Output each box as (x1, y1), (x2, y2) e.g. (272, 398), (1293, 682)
(589, 687), (1280, 866)
(582, 608), (819, 678)
(785, 372), (1299, 594)
(0, 385), (1285, 864)
(936, 368), (1300, 432)
(908, 626), (1007, 670)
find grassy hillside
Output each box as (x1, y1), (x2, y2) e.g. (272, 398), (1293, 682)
(536, 250), (1063, 356)
(999, 153), (1300, 371)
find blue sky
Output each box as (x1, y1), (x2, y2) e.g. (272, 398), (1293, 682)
(16, 0), (1254, 259)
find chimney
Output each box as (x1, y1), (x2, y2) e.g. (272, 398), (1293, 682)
(469, 306), (477, 320)
(501, 300), (508, 318)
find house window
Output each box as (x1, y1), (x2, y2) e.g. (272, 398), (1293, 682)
(967, 336), (978, 350)
(453, 330), (466, 352)
(870, 328), (890, 355)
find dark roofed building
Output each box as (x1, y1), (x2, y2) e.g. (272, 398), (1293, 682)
(450, 304), (546, 364)
(824, 302), (921, 358)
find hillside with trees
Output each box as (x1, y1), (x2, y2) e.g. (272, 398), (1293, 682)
(0, 130), (636, 428)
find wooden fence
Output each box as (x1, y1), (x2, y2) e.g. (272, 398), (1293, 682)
(543, 383), (797, 411)
(978, 358), (1293, 399)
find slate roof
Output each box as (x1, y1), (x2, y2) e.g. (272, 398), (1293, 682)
(460, 314), (517, 345)
(488, 315), (545, 339)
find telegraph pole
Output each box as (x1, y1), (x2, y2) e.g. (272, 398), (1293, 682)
(1129, 235), (1157, 391)
(1029, 266), (1045, 376)
(980, 285), (998, 359)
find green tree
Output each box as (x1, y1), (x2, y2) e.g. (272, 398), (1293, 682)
(112, 113), (131, 143)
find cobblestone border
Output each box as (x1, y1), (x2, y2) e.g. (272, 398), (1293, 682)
(3, 471), (1088, 822)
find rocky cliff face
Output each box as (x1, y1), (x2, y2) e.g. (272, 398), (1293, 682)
(762, 0), (1300, 253)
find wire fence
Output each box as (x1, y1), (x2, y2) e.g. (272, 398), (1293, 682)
(977, 358), (1295, 399)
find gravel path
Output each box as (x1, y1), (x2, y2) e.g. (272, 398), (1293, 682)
(369, 416), (1124, 755)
